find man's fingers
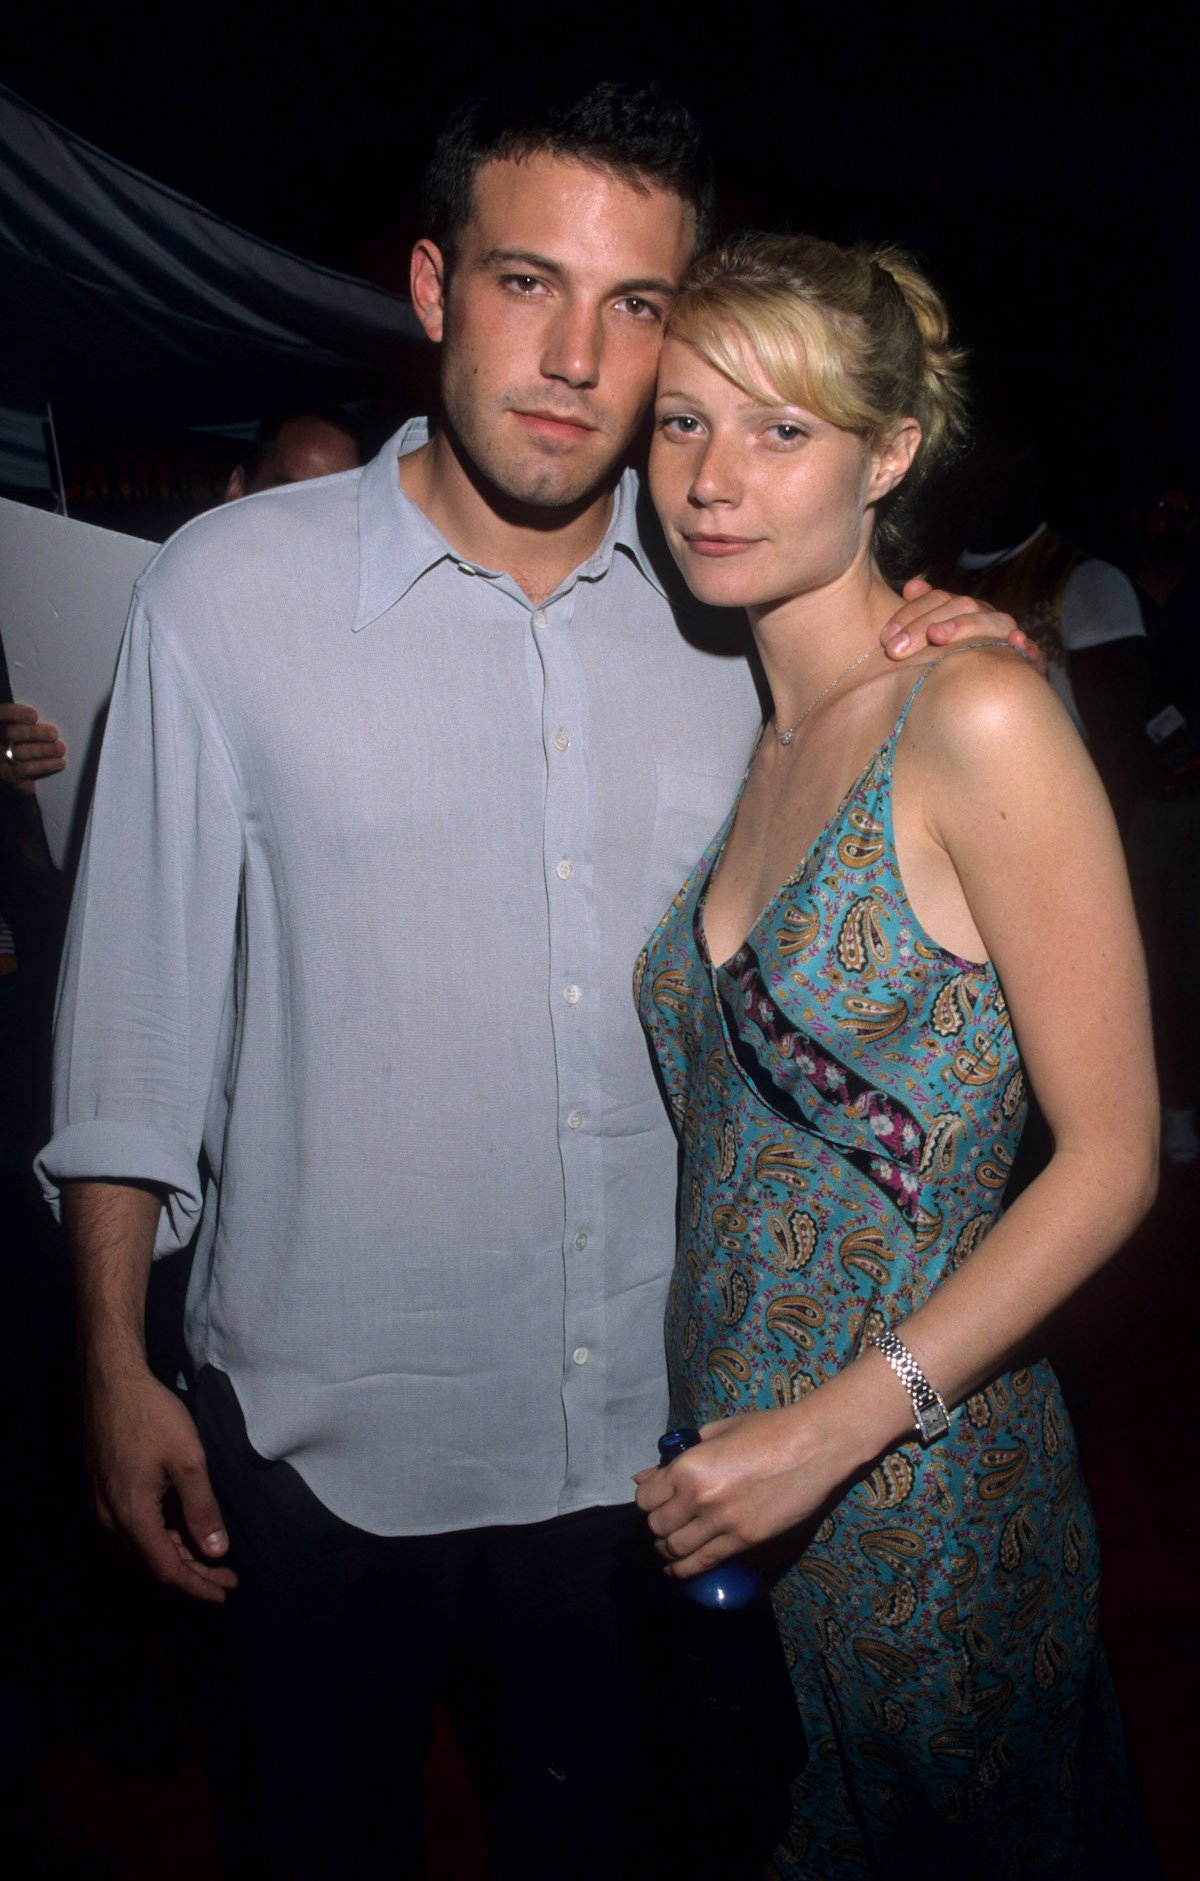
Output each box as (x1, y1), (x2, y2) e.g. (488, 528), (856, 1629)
(1005, 625), (1049, 676)
(880, 587), (966, 656)
(123, 1496), (234, 1602)
(172, 1455), (230, 1560)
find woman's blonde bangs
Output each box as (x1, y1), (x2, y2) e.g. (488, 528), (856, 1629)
(667, 284), (877, 437)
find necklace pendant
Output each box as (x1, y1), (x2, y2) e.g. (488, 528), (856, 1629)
(777, 727), (795, 746)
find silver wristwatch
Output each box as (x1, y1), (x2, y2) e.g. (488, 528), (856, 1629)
(869, 1331), (950, 1444)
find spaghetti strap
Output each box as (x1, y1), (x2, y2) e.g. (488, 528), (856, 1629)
(889, 637), (1031, 746)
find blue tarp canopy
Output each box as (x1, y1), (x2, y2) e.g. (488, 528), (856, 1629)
(0, 83), (422, 491)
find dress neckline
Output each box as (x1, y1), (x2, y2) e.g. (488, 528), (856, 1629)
(697, 736), (889, 974)
(697, 642), (1020, 978)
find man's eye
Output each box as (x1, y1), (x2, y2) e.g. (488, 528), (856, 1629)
(619, 297), (661, 320)
(503, 275), (544, 294)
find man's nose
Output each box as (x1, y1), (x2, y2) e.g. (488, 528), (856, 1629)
(540, 302), (602, 389)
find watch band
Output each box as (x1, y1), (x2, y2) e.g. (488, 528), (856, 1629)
(869, 1330), (950, 1445)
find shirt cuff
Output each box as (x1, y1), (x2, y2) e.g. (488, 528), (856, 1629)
(35, 1121), (204, 1255)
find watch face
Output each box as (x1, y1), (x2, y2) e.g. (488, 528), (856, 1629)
(916, 1399), (950, 1444)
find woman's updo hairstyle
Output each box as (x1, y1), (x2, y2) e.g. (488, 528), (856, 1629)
(665, 232), (969, 575)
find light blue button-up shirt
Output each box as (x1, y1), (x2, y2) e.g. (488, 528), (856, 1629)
(37, 421), (762, 1533)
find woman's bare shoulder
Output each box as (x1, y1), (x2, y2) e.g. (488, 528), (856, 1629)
(901, 642), (1074, 766)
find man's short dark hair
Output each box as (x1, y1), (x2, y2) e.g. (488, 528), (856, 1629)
(419, 80), (714, 265)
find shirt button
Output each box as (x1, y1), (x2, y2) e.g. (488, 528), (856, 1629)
(572, 1346), (589, 1365)
(457, 563), (475, 576)
(573, 1230), (589, 1252)
(555, 859), (572, 881)
(533, 607), (548, 628)
(563, 984), (581, 1005)
(567, 1109), (583, 1130)
(552, 729), (570, 752)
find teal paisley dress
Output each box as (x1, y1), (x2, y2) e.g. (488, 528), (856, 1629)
(635, 651), (1150, 1878)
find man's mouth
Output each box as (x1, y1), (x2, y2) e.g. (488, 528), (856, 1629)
(511, 410), (598, 441)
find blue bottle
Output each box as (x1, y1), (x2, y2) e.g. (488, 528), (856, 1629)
(651, 1425), (806, 1859)
(656, 1426), (763, 1609)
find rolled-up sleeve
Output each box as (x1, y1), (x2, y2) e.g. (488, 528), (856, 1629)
(35, 585), (243, 1253)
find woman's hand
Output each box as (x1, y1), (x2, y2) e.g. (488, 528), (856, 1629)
(634, 1390), (886, 1581)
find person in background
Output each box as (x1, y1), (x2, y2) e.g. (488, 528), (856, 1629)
(222, 402), (360, 500)
(933, 420), (1157, 831)
(635, 232), (1157, 1878)
(1124, 467), (1200, 1164)
(0, 403), (361, 795)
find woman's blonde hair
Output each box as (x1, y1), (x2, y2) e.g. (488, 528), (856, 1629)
(665, 232), (969, 572)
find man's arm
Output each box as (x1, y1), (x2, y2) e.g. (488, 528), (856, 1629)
(1, 702), (67, 793)
(66, 1178), (236, 1603)
(38, 579), (245, 1600)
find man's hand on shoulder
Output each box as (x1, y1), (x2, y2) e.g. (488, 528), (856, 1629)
(83, 1363), (237, 1604)
(1, 703), (67, 795)
(879, 578), (1047, 677)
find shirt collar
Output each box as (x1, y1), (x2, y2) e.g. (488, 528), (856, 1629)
(353, 419), (668, 630)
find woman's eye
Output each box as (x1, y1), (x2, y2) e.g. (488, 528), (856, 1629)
(658, 414), (701, 436)
(769, 423), (806, 443)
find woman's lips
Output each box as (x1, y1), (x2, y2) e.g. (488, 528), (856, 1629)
(682, 534), (761, 557)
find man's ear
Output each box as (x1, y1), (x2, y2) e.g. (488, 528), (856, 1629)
(224, 464), (247, 503)
(410, 238), (448, 344)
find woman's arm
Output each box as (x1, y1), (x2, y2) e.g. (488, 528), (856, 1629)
(636, 654), (1157, 1578)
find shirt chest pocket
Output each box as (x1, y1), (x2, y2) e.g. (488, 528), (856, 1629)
(639, 761), (740, 936)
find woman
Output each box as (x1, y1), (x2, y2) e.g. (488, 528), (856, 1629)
(633, 234), (1157, 1878)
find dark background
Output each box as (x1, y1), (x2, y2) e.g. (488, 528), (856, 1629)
(4, 2), (1196, 556)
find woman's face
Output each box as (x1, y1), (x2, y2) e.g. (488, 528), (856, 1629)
(649, 335), (903, 615)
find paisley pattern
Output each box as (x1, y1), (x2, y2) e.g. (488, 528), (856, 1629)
(635, 656), (1149, 1878)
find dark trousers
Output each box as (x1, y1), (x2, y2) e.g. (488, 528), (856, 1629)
(182, 1367), (794, 1880)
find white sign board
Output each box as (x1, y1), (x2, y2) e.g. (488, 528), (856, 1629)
(0, 498), (157, 869)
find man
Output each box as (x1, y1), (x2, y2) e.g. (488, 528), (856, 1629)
(222, 402), (360, 500)
(37, 84), (1018, 1877)
(0, 403), (360, 795)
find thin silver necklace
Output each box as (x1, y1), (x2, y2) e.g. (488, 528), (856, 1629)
(772, 645), (876, 746)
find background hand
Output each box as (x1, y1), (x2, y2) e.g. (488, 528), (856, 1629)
(1, 703), (67, 794)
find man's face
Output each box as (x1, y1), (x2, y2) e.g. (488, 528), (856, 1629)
(417, 154), (696, 510)
(226, 416), (359, 501)
(1136, 485), (1197, 567)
